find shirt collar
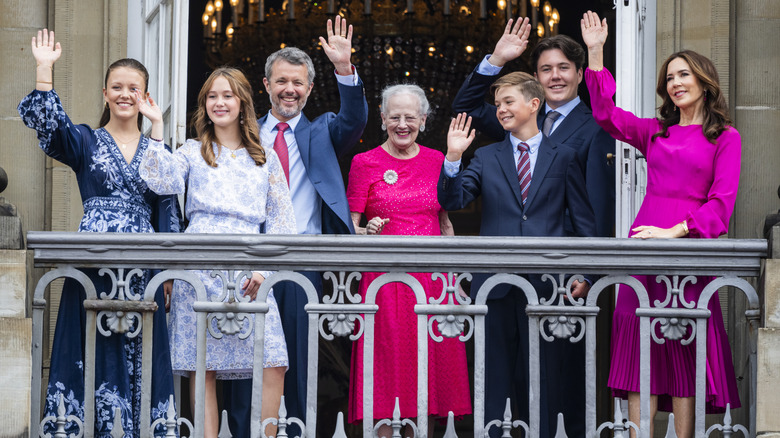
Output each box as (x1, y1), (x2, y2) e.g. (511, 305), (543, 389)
(509, 131), (543, 154)
(265, 111), (303, 132)
(544, 95), (581, 119)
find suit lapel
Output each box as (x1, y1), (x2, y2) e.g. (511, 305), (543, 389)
(294, 114), (312, 172)
(496, 137), (524, 208)
(524, 137), (557, 209)
(544, 102), (590, 144)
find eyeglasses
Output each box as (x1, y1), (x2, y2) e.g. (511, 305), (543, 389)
(386, 114), (421, 125)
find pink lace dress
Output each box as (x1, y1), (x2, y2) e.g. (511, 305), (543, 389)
(346, 145), (472, 422)
(586, 67), (741, 412)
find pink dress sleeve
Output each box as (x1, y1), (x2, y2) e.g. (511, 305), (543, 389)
(685, 128), (742, 238)
(584, 67), (660, 156)
(346, 152), (370, 213)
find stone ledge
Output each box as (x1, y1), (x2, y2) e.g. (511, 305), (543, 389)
(757, 328), (780, 432)
(0, 250), (27, 318)
(0, 317), (31, 438)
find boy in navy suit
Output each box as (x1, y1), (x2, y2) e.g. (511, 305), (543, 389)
(439, 72), (596, 437)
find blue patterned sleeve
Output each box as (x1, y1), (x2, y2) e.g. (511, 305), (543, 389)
(140, 138), (193, 195)
(148, 141), (184, 233)
(18, 89), (87, 170)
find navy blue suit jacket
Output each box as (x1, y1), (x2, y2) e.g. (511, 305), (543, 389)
(437, 135), (597, 299)
(452, 67), (615, 237)
(258, 80), (368, 235)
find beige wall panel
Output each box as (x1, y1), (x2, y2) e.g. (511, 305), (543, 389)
(734, 22), (780, 107)
(0, 29), (45, 118)
(737, 0), (780, 18)
(679, 0), (713, 53)
(0, 0), (48, 28)
(732, 108), (780, 239)
(0, 120), (46, 235)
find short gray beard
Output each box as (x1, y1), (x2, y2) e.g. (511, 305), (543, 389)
(271, 95), (308, 119)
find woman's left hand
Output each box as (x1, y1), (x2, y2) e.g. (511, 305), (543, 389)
(366, 216), (390, 235)
(242, 272), (266, 301)
(631, 224), (686, 239)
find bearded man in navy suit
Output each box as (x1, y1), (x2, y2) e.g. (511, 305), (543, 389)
(224, 16), (368, 436)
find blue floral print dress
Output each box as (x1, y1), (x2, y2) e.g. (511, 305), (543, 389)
(18, 89), (182, 437)
(140, 139), (294, 378)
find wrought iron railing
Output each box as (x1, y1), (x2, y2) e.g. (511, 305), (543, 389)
(28, 232), (766, 438)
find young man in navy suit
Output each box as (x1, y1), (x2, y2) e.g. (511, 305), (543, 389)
(440, 72), (596, 437)
(224, 16), (368, 436)
(453, 17), (615, 238)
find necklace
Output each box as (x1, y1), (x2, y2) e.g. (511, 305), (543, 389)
(108, 131), (141, 149)
(219, 143), (243, 158)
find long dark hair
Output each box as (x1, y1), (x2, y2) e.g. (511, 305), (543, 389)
(98, 58), (149, 130)
(193, 67), (266, 167)
(653, 50), (732, 144)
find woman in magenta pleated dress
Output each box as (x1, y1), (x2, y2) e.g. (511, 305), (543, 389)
(581, 11), (740, 438)
(346, 84), (472, 435)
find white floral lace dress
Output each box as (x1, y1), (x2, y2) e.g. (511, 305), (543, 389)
(140, 139), (295, 378)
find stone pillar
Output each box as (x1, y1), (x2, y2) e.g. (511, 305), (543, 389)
(0, 169), (32, 437)
(757, 224), (780, 436)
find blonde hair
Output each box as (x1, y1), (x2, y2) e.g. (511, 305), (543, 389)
(491, 71), (545, 104)
(192, 67), (266, 167)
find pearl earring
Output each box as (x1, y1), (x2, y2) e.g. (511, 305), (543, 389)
(419, 125), (425, 132)
(381, 123), (386, 131)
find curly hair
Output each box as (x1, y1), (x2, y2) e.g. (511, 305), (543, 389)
(653, 50), (732, 144)
(192, 67), (266, 167)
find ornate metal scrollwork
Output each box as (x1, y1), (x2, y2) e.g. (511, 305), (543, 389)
(428, 272), (474, 342)
(150, 394), (194, 438)
(375, 398), (419, 438)
(483, 398), (528, 438)
(650, 275), (698, 345)
(319, 271), (365, 341)
(40, 393), (84, 438)
(97, 309), (142, 338)
(96, 268), (145, 337)
(654, 275), (697, 309)
(539, 274), (586, 343)
(206, 270), (254, 340)
(261, 396), (306, 438)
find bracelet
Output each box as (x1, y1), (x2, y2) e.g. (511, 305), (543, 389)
(36, 80), (53, 84)
(681, 220), (689, 235)
(148, 136), (163, 142)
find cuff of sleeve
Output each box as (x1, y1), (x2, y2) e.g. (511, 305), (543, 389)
(335, 65), (359, 86)
(257, 271), (273, 282)
(443, 159), (462, 177)
(477, 55), (503, 76)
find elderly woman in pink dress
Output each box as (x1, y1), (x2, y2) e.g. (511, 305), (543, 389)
(581, 11), (741, 438)
(346, 84), (472, 436)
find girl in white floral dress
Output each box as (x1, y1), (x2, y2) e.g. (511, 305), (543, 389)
(140, 67), (295, 437)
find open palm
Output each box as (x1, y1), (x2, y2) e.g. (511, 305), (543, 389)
(32, 29), (61, 67)
(580, 11), (608, 50)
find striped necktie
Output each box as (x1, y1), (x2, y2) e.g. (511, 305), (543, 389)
(517, 142), (531, 205)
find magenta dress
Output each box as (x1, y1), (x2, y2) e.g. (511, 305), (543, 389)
(346, 145), (472, 422)
(585, 68), (741, 412)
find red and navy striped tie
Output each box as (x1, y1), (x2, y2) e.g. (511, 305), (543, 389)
(517, 142), (531, 205)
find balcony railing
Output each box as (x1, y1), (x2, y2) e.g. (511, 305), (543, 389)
(27, 232), (767, 438)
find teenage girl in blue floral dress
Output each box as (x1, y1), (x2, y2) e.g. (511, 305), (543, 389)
(18, 30), (181, 437)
